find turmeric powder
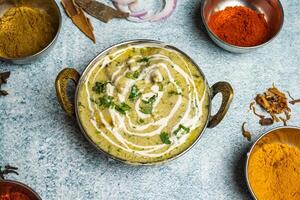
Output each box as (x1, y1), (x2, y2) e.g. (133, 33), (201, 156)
(0, 6), (55, 58)
(248, 143), (300, 200)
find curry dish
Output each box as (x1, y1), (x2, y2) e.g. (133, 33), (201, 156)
(77, 43), (210, 163)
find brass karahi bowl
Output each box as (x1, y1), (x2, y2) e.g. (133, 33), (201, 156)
(55, 39), (234, 165)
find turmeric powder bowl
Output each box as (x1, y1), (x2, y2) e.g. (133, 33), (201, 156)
(0, 0), (61, 64)
(201, 0), (284, 53)
(246, 126), (300, 200)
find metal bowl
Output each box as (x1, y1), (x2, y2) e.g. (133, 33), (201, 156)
(245, 126), (300, 199)
(0, 0), (62, 64)
(201, 0), (284, 53)
(0, 180), (42, 200)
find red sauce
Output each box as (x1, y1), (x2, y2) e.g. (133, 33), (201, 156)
(0, 192), (31, 200)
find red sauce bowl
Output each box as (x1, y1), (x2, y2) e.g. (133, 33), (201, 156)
(0, 180), (41, 200)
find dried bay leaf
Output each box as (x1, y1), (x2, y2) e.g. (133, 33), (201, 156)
(61, 0), (96, 43)
(75, 0), (129, 23)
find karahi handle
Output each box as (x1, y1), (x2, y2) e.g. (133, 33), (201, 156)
(55, 68), (80, 116)
(208, 82), (234, 128)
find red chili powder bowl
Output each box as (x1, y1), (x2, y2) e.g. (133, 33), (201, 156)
(0, 181), (41, 200)
(208, 6), (270, 47)
(0, 192), (31, 200)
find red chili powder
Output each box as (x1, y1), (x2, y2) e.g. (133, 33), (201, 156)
(208, 6), (270, 47)
(0, 192), (31, 200)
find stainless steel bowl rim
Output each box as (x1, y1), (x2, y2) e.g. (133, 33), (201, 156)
(201, 0), (285, 50)
(0, 0), (62, 62)
(245, 125), (300, 200)
(73, 39), (214, 165)
(0, 179), (42, 200)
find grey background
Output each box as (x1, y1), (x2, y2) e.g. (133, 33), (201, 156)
(1, 0), (299, 199)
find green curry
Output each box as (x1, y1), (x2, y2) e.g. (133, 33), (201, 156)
(77, 43), (210, 163)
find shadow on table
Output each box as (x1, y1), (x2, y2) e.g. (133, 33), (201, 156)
(191, 1), (218, 48)
(231, 144), (254, 200)
(191, 1), (234, 55)
(61, 114), (107, 158)
(192, 1), (208, 38)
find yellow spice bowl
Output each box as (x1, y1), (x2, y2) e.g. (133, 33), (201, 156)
(0, 0), (61, 65)
(245, 126), (300, 200)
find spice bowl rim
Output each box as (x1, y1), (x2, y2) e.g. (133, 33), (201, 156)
(200, 0), (285, 53)
(245, 125), (300, 200)
(55, 39), (234, 166)
(0, 0), (62, 64)
(0, 179), (42, 200)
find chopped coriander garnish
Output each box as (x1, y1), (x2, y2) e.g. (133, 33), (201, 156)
(168, 90), (182, 96)
(92, 82), (109, 94)
(139, 119), (145, 123)
(97, 95), (114, 108)
(126, 70), (140, 79)
(129, 85), (141, 102)
(140, 94), (158, 114)
(140, 105), (152, 114)
(90, 98), (96, 103)
(78, 102), (84, 108)
(115, 102), (131, 115)
(138, 57), (149, 63)
(173, 124), (190, 135)
(148, 94), (158, 104)
(158, 82), (164, 91)
(174, 80), (180, 85)
(160, 132), (171, 144)
(92, 95), (131, 115)
(142, 94), (158, 104)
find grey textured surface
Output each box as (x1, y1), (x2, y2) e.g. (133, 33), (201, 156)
(0, 0), (300, 199)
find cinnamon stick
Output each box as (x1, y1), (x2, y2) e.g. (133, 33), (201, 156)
(61, 0), (96, 43)
(75, 0), (129, 23)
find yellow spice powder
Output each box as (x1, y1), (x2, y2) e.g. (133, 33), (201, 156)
(248, 143), (300, 200)
(0, 6), (55, 58)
